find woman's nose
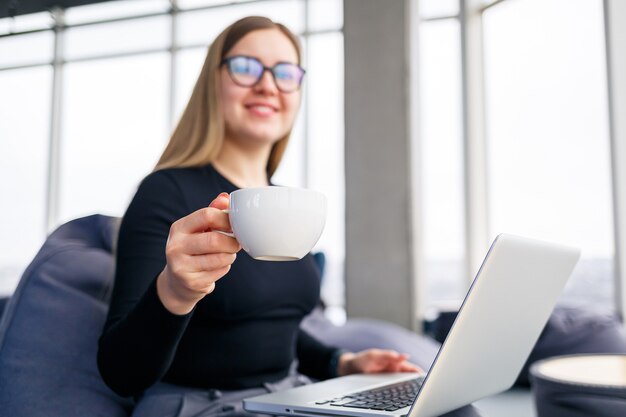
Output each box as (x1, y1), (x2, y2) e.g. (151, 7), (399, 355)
(253, 69), (278, 94)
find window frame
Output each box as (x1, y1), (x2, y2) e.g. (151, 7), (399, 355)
(0, 0), (345, 302)
(418, 0), (625, 323)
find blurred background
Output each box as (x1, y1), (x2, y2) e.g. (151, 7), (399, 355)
(1, 0), (624, 330)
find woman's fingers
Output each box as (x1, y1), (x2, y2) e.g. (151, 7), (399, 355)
(372, 350), (405, 365)
(188, 252), (238, 273)
(380, 354), (421, 373)
(398, 362), (422, 373)
(172, 206), (232, 235)
(209, 192), (230, 210)
(355, 350), (421, 374)
(182, 230), (241, 255)
(168, 252), (236, 280)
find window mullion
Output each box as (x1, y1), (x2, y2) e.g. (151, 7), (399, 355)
(605, 0), (626, 324)
(460, 0), (489, 282)
(168, 0), (179, 131)
(46, 7), (65, 234)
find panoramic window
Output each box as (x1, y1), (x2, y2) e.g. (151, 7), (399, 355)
(418, 0), (614, 313)
(0, 0), (345, 304)
(483, 0), (613, 310)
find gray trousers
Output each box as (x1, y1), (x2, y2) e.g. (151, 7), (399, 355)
(131, 369), (482, 417)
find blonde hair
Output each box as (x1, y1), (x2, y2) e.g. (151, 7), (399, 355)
(155, 16), (302, 178)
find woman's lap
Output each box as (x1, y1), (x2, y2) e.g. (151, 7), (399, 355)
(132, 369), (311, 417)
(132, 382), (270, 417)
(132, 376), (483, 417)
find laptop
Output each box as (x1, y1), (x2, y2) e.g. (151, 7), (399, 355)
(244, 233), (581, 417)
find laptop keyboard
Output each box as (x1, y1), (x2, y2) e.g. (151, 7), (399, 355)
(314, 377), (425, 412)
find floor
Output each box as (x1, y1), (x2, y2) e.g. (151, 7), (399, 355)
(474, 388), (536, 417)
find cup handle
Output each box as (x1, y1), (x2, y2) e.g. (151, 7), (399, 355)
(214, 209), (235, 238)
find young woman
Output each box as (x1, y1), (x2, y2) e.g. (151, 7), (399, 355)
(97, 16), (426, 417)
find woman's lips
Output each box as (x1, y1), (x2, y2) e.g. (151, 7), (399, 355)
(245, 103), (278, 117)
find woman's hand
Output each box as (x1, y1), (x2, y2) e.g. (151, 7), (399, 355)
(337, 349), (422, 377)
(156, 192), (241, 315)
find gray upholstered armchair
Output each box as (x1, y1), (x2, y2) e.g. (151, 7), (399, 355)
(1, 214), (625, 416)
(0, 215), (132, 416)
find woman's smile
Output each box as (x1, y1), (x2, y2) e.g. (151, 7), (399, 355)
(244, 101), (279, 117)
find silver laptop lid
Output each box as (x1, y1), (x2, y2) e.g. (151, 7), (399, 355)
(409, 233), (580, 417)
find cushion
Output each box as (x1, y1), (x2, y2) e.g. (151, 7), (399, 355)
(423, 306), (626, 386)
(301, 308), (441, 371)
(0, 297), (9, 318)
(0, 214), (132, 416)
(530, 354), (626, 417)
(516, 307), (626, 386)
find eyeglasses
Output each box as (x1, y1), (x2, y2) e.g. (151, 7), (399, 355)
(221, 55), (305, 93)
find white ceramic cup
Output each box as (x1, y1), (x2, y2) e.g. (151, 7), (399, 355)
(227, 186), (327, 261)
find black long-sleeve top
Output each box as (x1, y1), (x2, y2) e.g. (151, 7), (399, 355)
(97, 165), (338, 397)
